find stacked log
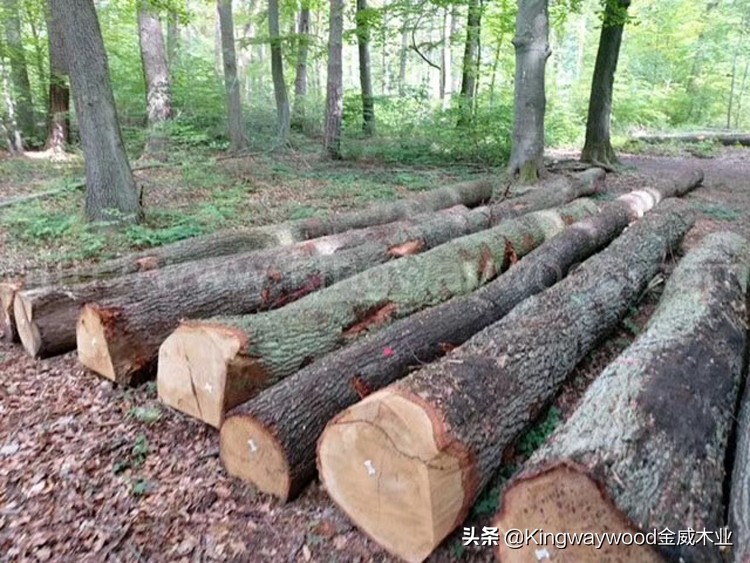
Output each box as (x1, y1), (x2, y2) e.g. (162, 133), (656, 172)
(0, 177), (495, 343)
(218, 171), (703, 502)
(157, 199), (599, 428)
(316, 205), (694, 563)
(730, 366), (750, 563)
(495, 231), (749, 563)
(76, 169), (605, 383)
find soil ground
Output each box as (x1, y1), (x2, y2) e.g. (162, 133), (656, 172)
(1, 147), (748, 563)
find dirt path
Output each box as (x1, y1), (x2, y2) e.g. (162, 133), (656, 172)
(1, 149), (748, 563)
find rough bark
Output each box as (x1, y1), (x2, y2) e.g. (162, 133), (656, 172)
(219, 171), (701, 501)
(52, 0), (142, 224)
(317, 205), (694, 563)
(3, 0), (35, 139)
(634, 132), (750, 147)
(731, 384), (750, 563)
(508, 0), (550, 182)
(497, 232), (749, 563)
(80, 206), (482, 386)
(0, 58), (24, 155)
(137, 3), (173, 157)
(268, 0), (290, 141)
(457, 0), (480, 127)
(45, 0), (70, 152)
(291, 7), (310, 131)
(356, 0), (375, 135)
(158, 199), (599, 428)
(581, 0), (630, 167)
(217, 0), (247, 152)
(324, 0), (344, 158)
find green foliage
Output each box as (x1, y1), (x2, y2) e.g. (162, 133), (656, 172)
(516, 406), (562, 458)
(128, 405), (163, 424)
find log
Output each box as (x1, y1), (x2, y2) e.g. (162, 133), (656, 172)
(634, 131), (750, 147)
(17, 206), (479, 360)
(316, 205), (694, 563)
(730, 367), (750, 563)
(495, 231), (749, 563)
(76, 206), (485, 383)
(0, 177), (494, 342)
(158, 199), (600, 428)
(219, 171), (702, 502)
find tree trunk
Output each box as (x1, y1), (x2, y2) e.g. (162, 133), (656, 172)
(324, 0), (344, 158)
(0, 58), (24, 155)
(51, 0), (142, 224)
(137, 3), (173, 158)
(291, 7), (310, 131)
(457, 0), (481, 127)
(220, 171), (701, 501)
(317, 205), (694, 563)
(440, 7), (452, 107)
(45, 0), (70, 153)
(508, 0), (550, 182)
(157, 199), (600, 427)
(731, 369), (750, 563)
(269, 0), (290, 141)
(7, 178), (496, 358)
(497, 231), (748, 563)
(356, 0), (375, 136)
(398, 21), (408, 96)
(80, 206), (481, 386)
(217, 0), (247, 152)
(166, 11), (179, 69)
(580, 0), (630, 167)
(3, 0), (35, 140)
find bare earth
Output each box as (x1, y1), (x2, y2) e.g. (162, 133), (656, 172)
(1, 148), (749, 563)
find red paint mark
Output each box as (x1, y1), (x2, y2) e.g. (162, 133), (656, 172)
(383, 346), (395, 357)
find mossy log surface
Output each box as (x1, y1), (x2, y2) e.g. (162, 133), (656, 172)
(316, 206), (693, 563)
(496, 231), (749, 563)
(218, 170), (702, 502)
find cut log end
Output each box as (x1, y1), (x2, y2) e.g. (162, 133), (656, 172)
(220, 415), (292, 500)
(495, 465), (665, 563)
(157, 324), (265, 428)
(318, 391), (469, 563)
(77, 305), (117, 381)
(0, 282), (20, 341)
(13, 293), (41, 357)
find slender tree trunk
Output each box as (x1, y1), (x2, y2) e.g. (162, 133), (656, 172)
(0, 58), (24, 155)
(581, 0), (630, 167)
(45, 0), (69, 153)
(736, 57), (750, 129)
(3, 0), (35, 140)
(27, 11), (48, 113)
(291, 7), (310, 131)
(324, 0), (344, 158)
(217, 0), (247, 152)
(457, 0), (480, 126)
(398, 21), (408, 96)
(269, 0), (291, 141)
(508, 0), (550, 182)
(356, 0), (375, 135)
(440, 7), (451, 106)
(52, 0), (142, 224)
(166, 11), (179, 69)
(137, 3), (173, 158)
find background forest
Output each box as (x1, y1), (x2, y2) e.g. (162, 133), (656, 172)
(2, 0), (749, 165)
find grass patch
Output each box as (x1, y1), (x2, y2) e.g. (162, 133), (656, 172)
(694, 202), (742, 221)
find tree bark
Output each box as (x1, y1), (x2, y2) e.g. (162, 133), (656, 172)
(731, 370), (750, 563)
(158, 199), (600, 427)
(269, 0), (290, 141)
(317, 205), (694, 563)
(356, 0), (375, 135)
(497, 231), (749, 563)
(137, 3), (173, 158)
(45, 0), (69, 153)
(80, 206), (481, 386)
(508, 0), (550, 182)
(324, 0), (344, 158)
(3, 0), (35, 140)
(51, 0), (142, 224)
(217, 0), (247, 152)
(457, 0), (481, 126)
(580, 0), (630, 167)
(291, 7), (310, 131)
(7, 178), (496, 357)
(220, 171), (701, 502)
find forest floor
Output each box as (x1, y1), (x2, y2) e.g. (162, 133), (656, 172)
(0, 146), (748, 563)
